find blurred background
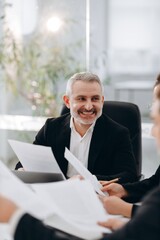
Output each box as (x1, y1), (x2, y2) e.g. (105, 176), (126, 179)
(0, 0), (159, 177)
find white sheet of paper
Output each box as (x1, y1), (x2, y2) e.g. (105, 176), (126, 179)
(32, 180), (111, 240)
(8, 139), (65, 179)
(32, 180), (105, 221)
(0, 224), (11, 240)
(0, 160), (58, 220)
(64, 148), (106, 196)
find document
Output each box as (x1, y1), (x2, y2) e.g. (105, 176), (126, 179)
(8, 139), (66, 180)
(0, 160), (58, 220)
(32, 179), (111, 239)
(64, 147), (106, 196)
(0, 160), (115, 240)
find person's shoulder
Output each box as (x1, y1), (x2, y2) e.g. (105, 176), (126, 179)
(100, 113), (128, 132)
(144, 186), (160, 203)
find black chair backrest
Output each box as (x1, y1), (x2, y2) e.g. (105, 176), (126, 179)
(60, 101), (142, 178)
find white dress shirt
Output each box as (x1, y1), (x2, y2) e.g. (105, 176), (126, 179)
(67, 117), (95, 178)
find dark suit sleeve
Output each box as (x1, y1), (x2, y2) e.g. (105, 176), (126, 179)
(131, 204), (140, 217)
(14, 214), (81, 240)
(102, 187), (160, 240)
(122, 165), (160, 202)
(96, 127), (137, 183)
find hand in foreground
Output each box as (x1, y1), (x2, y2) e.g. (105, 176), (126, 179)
(0, 195), (18, 223)
(98, 218), (127, 231)
(101, 196), (133, 218)
(101, 183), (128, 198)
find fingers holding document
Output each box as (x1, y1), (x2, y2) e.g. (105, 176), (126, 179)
(98, 218), (127, 231)
(100, 182), (128, 198)
(100, 196), (132, 218)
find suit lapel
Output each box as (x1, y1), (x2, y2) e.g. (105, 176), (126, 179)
(88, 115), (109, 172)
(59, 115), (71, 149)
(55, 115), (71, 175)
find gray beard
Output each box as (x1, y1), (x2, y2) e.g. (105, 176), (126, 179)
(71, 109), (102, 125)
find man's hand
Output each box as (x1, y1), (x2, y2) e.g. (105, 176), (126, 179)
(101, 183), (128, 198)
(101, 196), (133, 218)
(98, 218), (127, 231)
(0, 195), (18, 223)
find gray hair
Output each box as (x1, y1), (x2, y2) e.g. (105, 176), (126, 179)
(65, 72), (104, 95)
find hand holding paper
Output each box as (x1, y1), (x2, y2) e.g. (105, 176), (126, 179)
(8, 139), (66, 180)
(64, 148), (107, 196)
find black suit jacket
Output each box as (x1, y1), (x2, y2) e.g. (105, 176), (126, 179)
(123, 165), (160, 203)
(14, 187), (160, 240)
(104, 186), (160, 240)
(16, 113), (137, 183)
(120, 165), (160, 216)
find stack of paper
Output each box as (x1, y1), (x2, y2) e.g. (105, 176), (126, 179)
(0, 160), (113, 240)
(32, 180), (111, 239)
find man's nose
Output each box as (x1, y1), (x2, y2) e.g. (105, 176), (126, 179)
(85, 101), (93, 110)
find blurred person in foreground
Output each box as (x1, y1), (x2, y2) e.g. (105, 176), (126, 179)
(99, 74), (160, 219)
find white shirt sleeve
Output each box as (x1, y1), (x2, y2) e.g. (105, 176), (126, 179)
(8, 209), (26, 237)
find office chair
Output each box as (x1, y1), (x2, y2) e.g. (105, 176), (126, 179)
(60, 101), (142, 179)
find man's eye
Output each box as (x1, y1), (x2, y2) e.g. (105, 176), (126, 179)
(77, 97), (85, 101)
(92, 97), (100, 101)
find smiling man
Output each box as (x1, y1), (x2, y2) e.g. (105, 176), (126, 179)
(15, 72), (137, 183)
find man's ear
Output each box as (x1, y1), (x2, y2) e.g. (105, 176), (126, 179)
(102, 96), (104, 104)
(63, 95), (70, 109)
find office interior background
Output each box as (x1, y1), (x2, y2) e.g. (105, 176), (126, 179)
(0, 0), (160, 178)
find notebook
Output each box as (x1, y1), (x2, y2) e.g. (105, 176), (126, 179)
(12, 170), (64, 184)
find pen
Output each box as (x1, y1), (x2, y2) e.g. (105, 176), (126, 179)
(101, 177), (120, 187)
